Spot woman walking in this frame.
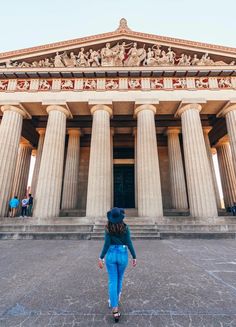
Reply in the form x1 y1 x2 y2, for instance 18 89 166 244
98 207 137 323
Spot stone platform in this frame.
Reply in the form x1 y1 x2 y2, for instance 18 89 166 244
1 239 236 326
0 216 236 240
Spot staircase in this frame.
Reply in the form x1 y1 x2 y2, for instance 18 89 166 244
0 216 236 240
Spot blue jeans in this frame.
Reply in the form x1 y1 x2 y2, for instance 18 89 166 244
105 245 128 308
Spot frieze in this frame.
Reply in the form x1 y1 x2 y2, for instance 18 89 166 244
0 77 235 92
1 43 235 69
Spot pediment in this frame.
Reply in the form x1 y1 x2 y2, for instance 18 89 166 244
0 18 236 69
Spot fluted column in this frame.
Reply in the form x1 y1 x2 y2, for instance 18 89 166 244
111 128 114 207
135 104 163 218
61 128 81 209
30 128 45 196
12 140 32 201
86 105 112 218
215 137 236 208
33 105 69 220
0 105 26 216
220 105 236 176
176 103 217 219
133 128 138 209
203 127 221 208
167 127 188 209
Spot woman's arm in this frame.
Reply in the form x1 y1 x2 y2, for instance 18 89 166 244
126 227 136 259
99 231 111 259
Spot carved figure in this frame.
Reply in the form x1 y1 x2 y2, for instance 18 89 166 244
39 80 51 90
84 79 96 89
128 79 141 89
191 54 200 66
105 80 119 90
152 44 162 60
177 54 191 66
101 43 115 66
61 80 74 89
88 49 100 67
77 48 88 67
150 79 164 89
218 78 232 88
0 80 8 90
16 80 30 90
166 47 176 65
124 43 146 67
195 78 209 88
53 52 65 68
173 78 187 89
144 48 158 66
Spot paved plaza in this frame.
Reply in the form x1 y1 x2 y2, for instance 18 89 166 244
1 240 236 326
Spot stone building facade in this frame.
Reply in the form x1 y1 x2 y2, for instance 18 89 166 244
0 19 236 223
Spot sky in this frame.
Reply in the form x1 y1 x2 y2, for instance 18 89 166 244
1 0 236 53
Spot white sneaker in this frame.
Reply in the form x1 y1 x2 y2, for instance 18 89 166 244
108 299 111 308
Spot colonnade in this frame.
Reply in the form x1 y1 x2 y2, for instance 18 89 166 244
0 101 236 222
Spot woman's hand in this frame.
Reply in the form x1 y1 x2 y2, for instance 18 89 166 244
98 258 104 269
132 259 137 267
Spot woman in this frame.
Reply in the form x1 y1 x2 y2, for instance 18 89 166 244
98 207 137 323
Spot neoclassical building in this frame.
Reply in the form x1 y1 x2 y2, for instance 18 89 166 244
0 19 236 223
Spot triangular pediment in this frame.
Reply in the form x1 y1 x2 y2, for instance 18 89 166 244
0 18 236 69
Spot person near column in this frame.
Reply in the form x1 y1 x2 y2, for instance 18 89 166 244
98 207 137 323
21 196 28 218
27 193 34 216
9 196 20 217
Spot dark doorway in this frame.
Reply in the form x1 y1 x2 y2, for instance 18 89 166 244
114 165 135 208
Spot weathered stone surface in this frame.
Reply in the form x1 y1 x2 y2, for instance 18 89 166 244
1 240 236 326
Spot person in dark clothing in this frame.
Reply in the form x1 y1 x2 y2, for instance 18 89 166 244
98 207 136 323
27 194 33 216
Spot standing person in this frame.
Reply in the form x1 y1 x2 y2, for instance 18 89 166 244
27 194 33 216
9 196 20 217
98 207 137 323
21 197 28 218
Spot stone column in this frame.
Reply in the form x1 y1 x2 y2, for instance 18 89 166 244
0 105 26 217
12 140 32 201
133 128 138 209
61 128 81 209
167 127 188 209
203 127 221 208
33 105 69 220
176 103 217 219
135 104 163 218
30 128 45 196
86 105 112 218
215 137 236 208
111 128 114 207
220 105 236 176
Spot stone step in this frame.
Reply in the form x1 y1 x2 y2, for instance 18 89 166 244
0 232 92 240
91 235 161 240
92 231 159 236
159 232 236 239
0 225 93 232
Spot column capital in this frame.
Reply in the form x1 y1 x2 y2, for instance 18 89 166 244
20 139 32 148
175 103 202 117
215 136 230 147
67 128 81 136
36 128 46 135
46 105 70 117
90 104 112 116
166 127 181 135
211 147 217 155
202 126 212 134
1 105 26 117
135 104 156 116
32 148 37 156
217 102 236 117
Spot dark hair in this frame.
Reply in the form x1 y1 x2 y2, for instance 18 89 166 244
14 196 18 199
106 221 127 235
29 194 31 196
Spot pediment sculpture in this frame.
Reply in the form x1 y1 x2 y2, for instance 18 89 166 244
2 42 235 69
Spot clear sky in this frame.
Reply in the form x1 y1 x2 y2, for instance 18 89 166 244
1 0 236 53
